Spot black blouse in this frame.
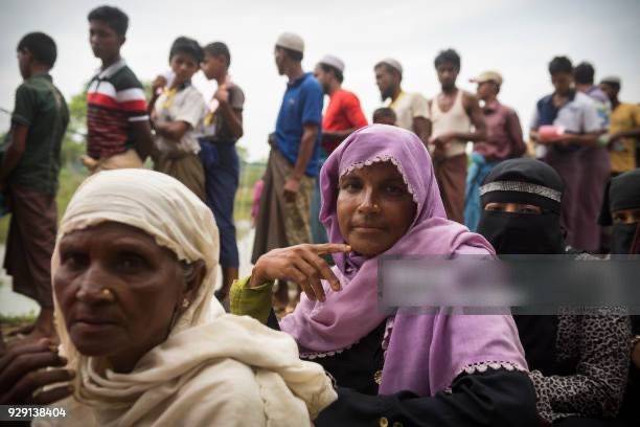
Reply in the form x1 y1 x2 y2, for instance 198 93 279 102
267 311 539 427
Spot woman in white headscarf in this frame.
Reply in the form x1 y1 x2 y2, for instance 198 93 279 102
0 168 335 426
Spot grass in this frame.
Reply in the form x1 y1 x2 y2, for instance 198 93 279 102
0 312 37 326
0 161 265 245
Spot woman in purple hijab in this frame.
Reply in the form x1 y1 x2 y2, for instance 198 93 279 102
231 125 539 426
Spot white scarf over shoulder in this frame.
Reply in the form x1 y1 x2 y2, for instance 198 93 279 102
46 169 336 427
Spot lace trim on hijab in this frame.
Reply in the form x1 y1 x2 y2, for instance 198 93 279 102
299 341 359 359
340 155 420 205
442 360 527 394
381 316 395 357
480 181 562 203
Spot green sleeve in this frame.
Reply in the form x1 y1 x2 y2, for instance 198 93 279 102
230 276 273 324
12 84 36 126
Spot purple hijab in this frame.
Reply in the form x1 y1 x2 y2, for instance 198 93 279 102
280 125 527 396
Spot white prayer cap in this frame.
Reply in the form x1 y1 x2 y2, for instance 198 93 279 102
275 32 305 53
376 58 403 75
318 55 345 73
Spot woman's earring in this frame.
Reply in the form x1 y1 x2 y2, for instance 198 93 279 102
181 298 190 309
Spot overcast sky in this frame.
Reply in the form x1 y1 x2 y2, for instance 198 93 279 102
1 0 639 161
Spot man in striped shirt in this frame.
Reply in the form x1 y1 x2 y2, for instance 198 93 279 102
84 5 153 173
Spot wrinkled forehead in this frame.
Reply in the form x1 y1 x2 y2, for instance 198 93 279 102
338 155 419 205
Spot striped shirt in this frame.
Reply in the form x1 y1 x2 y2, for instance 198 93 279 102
86 59 149 159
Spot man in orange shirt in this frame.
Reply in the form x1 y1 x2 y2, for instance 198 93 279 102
311 55 368 244
314 55 368 154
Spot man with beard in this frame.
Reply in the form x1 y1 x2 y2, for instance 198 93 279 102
312 55 367 244
373 58 430 144
252 32 323 310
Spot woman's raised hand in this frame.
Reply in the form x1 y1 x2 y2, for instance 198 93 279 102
0 338 75 405
249 243 351 302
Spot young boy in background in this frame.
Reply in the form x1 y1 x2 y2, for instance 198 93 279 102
84 5 153 173
199 42 245 302
0 32 69 341
149 37 206 201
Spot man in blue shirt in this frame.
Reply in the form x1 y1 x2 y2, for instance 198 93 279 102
252 33 323 301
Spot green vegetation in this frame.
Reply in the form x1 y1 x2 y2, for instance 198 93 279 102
0 313 37 326
0 88 265 245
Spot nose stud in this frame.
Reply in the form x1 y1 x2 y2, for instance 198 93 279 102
100 288 115 301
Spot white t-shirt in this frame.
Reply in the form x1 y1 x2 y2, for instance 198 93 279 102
154 85 205 155
386 91 430 131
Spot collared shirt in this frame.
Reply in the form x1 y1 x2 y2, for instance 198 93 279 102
275 72 323 177
10 73 69 194
609 103 640 173
154 82 205 155
531 90 601 134
473 100 526 161
86 58 149 159
322 88 368 154
585 85 611 129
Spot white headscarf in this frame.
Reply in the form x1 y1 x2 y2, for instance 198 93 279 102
48 169 336 427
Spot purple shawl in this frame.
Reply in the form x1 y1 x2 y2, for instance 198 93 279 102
280 125 527 396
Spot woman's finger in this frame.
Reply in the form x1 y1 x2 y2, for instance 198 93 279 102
0 339 53 373
299 250 341 291
12 368 75 405
313 243 352 256
308 273 326 302
0 352 67 393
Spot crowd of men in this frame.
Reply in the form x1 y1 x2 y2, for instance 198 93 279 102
1 4 640 338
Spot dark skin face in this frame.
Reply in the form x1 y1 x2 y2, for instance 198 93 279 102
599 83 619 101
274 47 287 75
484 202 542 215
551 72 573 96
612 207 640 225
337 161 416 257
375 65 399 101
476 81 498 102
201 52 226 81
170 52 199 87
54 222 205 373
313 65 331 94
89 20 124 64
17 49 30 79
436 62 459 91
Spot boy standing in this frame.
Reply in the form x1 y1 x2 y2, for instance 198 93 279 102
0 33 69 340
200 42 245 301
149 37 206 201
84 5 153 173
530 56 604 252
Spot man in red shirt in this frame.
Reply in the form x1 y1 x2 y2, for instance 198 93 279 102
311 55 368 243
314 55 368 154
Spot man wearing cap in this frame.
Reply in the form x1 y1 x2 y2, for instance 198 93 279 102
600 76 640 176
252 32 323 303
429 49 487 224
464 70 526 231
314 55 368 155
311 54 368 244
373 58 430 144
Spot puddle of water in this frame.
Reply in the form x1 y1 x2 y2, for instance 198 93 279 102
0 221 257 317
